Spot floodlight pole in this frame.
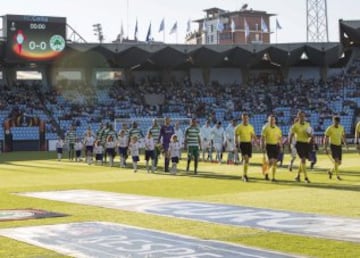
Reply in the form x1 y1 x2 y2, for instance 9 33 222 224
306 0 329 42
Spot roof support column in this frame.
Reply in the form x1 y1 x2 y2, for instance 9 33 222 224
161 68 171 84
201 67 210 85
123 68 134 87
241 67 249 85
280 66 289 83
320 65 328 82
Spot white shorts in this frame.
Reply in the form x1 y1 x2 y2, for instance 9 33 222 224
213 143 223 152
201 140 211 150
225 140 235 152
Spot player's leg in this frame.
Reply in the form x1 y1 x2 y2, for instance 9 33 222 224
289 146 296 171
241 143 251 182
186 146 192 172
151 151 155 172
132 156 138 172
145 151 150 172
193 146 199 174
331 145 342 180
57 148 62 161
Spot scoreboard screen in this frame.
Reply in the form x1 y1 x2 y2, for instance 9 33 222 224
4 15 66 62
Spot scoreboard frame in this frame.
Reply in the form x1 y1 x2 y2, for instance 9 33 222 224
3 14 67 62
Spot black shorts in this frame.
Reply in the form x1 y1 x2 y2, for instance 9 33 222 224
266 144 279 160
106 148 115 157
118 147 127 157
171 157 179 163
145 150 155 161
57 148 63 154
76 150 81 158
95 154 103 161
296 142 310 159
239 142 252 157
132 156 140 162
86 146 93 154
330 144 342 161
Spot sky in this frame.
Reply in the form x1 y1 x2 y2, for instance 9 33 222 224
1 0 359 44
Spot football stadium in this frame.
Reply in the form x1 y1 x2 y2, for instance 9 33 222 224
0 2 359 258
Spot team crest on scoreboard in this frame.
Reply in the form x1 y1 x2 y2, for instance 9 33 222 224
50 34 66 52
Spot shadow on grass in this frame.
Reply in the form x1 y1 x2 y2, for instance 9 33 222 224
150 162 360 193
1 153 359 193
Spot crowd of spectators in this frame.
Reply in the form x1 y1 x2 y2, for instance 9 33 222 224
1 57 360 136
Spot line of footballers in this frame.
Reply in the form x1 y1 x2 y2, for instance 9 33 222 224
55 112 359 181
56 118 199 174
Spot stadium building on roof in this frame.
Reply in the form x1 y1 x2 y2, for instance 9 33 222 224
187 7 272 45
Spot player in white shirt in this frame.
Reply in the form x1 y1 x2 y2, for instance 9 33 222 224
118 123 130 166
55 136 64 161
144 132 156 173
74 138 84 162
225 119 238 164
128 136 140 172
168 134 181 174
94 140 104 165
84 131 96 165
105 135 116 167
200 120 213 161
211 121 225 164
174 121 184 159
117 130 128 168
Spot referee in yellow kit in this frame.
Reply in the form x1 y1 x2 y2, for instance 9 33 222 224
234 113 257 182
261 115 283 182
289 111 312 183
324 116 347 180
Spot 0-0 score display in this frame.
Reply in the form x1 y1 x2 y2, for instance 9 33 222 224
5 15 67 62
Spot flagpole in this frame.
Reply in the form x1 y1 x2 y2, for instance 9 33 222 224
126 0 129 38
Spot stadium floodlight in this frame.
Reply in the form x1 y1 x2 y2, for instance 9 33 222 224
93 23 104 44
306 0 329 42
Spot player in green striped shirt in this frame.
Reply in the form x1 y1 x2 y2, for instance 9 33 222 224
65 125 76 160
184 118 201 174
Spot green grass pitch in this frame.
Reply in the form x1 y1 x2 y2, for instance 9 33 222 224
0 150 359 258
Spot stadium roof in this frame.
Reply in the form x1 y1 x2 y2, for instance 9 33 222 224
58 42 343 69
340 20 360 48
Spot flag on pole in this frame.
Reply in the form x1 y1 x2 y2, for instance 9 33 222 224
119 22 124 43
169 21 177 34
134 19 138 41
276 18 282 30
159 18 165 33
217 18 224 32
146 22 152 42
261 17 269 33
202 19 207 32
230 18 236 33
186 19 191 33
244 18 250 39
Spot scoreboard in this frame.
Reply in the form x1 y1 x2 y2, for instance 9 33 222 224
4 14 66 62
